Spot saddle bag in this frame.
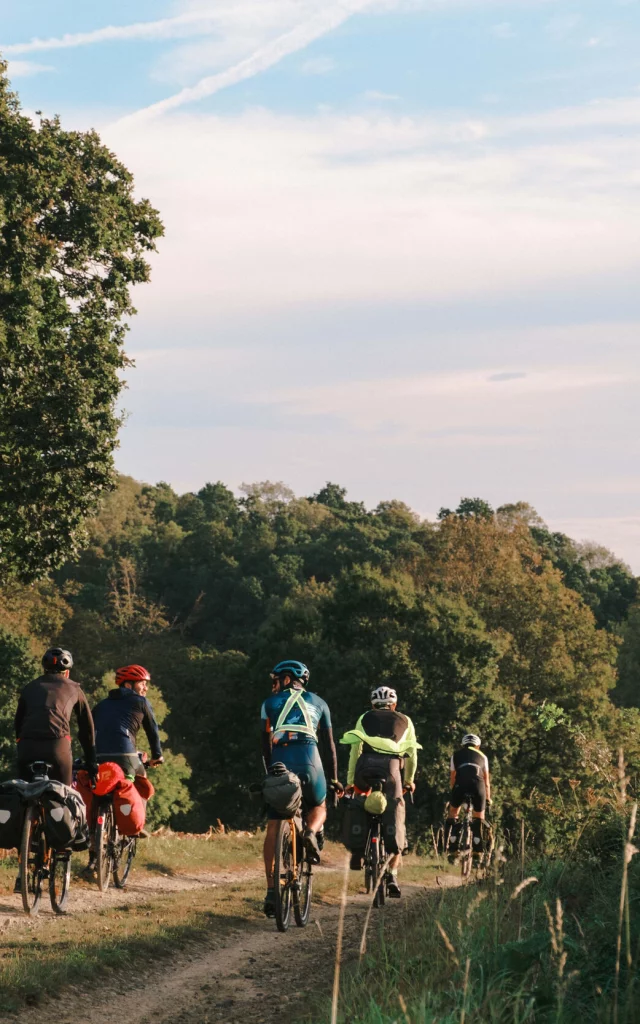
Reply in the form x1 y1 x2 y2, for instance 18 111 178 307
0 782 26 851
114 778 146 836
262 768 302 817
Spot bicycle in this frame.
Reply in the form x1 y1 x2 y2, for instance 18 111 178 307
93 755 157 892
452 803 492 880
362 780 391 908
273 807 313 932
19 761 72 916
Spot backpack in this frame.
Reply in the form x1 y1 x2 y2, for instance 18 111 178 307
262 768 302 817
0 782 26 851
113 778 146 836
41 781 89 851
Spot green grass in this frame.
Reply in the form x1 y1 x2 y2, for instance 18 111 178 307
308 854 640 1024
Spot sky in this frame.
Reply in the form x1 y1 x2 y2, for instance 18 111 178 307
2 1 640 567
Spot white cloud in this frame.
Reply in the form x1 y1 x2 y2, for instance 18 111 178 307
362 90 400 101
301 56 337 75
117 1 377 124
6 60 54 78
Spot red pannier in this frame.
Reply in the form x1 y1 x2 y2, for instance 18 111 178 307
133 775 155 801
74 769 94 819
114 777 146 836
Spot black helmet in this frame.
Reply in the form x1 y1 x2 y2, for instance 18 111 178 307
42 647 73 672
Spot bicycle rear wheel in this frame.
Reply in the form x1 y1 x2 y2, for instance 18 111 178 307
274 820 293 932
293 831 312 927
460 820 472 879
20 806 45 916
371 835 385 909
114 836 136 889
49 851 71 914
96 803 116 892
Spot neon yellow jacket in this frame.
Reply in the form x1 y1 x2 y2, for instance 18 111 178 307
340 712 421 786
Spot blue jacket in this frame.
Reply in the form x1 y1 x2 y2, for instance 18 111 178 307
93 687 162 760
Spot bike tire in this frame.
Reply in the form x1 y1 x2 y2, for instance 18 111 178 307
293 834 312 928
114 837 136 889
49 851 71 914
274 820 293 932
460 819 472 879
20 805 44 916
96 803 115 892
371 839 385 909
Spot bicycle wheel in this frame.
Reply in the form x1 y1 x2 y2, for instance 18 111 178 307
293 829 312 928
114 836 136 889
49 851 71 914
460 820 472 879
95 803 116 892
274 820 293 932
371 835 385 909
20 805 45 916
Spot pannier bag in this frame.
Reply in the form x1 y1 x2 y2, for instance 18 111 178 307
343 794 368 852
74 769 94 819
133 775 155 801
0 782 26 850
262 765 302 817
114 778 146 836
41 781 89 851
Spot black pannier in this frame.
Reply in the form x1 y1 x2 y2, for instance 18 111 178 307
343 794 368 852
0 783 25 850
41 782 88 851
262 764 302 817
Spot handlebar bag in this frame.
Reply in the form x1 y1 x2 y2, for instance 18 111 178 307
41 781 88 851
114 778 146 836
0 782 26 851
262 770 302 817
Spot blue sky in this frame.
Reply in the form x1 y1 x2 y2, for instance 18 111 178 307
2 1 640 566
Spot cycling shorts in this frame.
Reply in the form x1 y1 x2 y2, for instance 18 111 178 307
450 775 486 814
17 736 73 787
267 742 326 819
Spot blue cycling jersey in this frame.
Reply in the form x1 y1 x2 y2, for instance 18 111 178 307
261 685 331 747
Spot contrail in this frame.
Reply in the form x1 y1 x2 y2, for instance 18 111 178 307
115 0 375 126
2 10 221 56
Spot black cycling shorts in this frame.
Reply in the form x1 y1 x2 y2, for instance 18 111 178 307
17 736 73 787
450 776 486 814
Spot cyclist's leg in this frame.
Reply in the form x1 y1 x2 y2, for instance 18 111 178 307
262 812 281 917
289 745 327 861
470 780 487 854
383 758 405 896
445 784 465 856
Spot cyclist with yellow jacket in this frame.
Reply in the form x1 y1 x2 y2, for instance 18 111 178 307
341 686 420 898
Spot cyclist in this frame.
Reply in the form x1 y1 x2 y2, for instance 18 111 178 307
341 686 420 898
92 665 164 779
15 648 96 786
14 647 96 892
260 659 342 918
444 732 491 861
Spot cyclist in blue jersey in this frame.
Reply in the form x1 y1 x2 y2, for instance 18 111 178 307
260 659 342 918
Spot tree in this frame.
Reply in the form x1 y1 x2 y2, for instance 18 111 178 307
0 65 163 580
0 627 38 775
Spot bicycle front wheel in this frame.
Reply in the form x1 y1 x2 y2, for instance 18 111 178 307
293 831 312 928
96 803 116 892
49 851 71 914
20 805 45 916
274 820 293 932
114 836 136 889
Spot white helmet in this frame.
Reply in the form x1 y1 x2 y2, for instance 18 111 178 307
371 686 397 708
462 733 481 748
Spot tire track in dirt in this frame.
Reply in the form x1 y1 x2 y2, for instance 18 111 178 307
4 871 460 1024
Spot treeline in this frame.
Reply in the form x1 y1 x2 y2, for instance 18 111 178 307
1 475 639 840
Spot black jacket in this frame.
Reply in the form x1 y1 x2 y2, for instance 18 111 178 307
15 673 96 763
92 687 162 760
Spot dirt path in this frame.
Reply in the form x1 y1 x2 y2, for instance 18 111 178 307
5 869 459 1024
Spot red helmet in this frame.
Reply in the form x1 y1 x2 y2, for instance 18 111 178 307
115 664 151 686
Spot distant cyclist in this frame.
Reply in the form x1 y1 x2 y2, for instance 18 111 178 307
260 659 342 918
341 687 420 898
444 732 491 860
92 665 163 780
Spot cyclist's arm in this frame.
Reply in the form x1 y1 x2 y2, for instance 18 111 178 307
14 693 25 739
404 719 418 785
74 689 97 766
142 699 163 761
483 757 491 801
261 701 273 768
346 741 362 787
318 727 339 785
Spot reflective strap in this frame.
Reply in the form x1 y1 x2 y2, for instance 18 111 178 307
274 689 316 738
457 762 482 773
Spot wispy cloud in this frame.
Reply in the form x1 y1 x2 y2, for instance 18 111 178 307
362 89 400 101
116 0 377 124
6 60 54 78
300 55 336 75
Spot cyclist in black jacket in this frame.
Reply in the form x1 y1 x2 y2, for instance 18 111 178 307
444 732 491 860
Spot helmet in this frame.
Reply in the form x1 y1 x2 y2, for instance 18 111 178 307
371 686 397 708
270 660 309 684
462 733 481 748
42 647 73 671
115 665 151 686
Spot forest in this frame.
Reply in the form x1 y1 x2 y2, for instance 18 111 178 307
2 475 639 843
